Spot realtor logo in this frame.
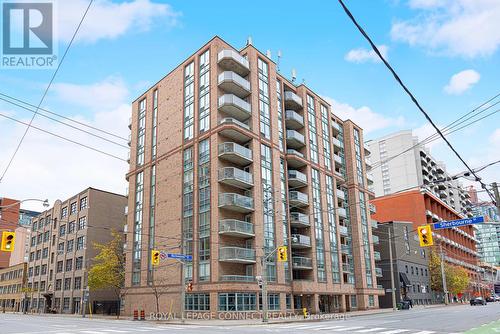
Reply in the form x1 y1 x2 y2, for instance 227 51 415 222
1 0 57 69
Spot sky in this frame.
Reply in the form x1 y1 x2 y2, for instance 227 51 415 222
0 0 499 211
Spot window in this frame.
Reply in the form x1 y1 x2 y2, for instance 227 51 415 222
61 207 67 218
28 267 33 277
261 144 276 282
258 58 270 139
41 264 47 275
185 293 210 311
198 140 211 281
136 98 146 165
29 252 35 261
56 261 63 273
350 295 358 309
312 168 326 282
31 236 36 247
66 240 74 253
43 231 49 242
76 236 85 250
368 295 375 307
132 170 144 285
70 202 77 215
78 217 86 230
65 259 73 272
42 248 48 259
411 266 414 275
183 62 195 140
75 256 83 270
405 265 408 273
36 249 41 260
68 221 75 233
55 279 62 291
74 277 82 290
40 281 46 291
307 95 319 163
64 278 71 290
58 242 64 253
218 293 256 311
151 89 158 159
267 293 280 311
34 266 40 276
59 224 66 237
63 297 70 310
198 49 210 133
37 234 42 244
79 197 88 210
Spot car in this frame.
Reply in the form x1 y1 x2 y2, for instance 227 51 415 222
470 297 487 306
486 296 495 302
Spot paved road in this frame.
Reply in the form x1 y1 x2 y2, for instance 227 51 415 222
1 303 499 334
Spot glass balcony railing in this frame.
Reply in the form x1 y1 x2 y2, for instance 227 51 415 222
289 191 309 207
286 130 305 149
284 91 303 110
218 94 251 121
218 142 253 165
342 263 354 273
219 247 256 263
220 275 255 282
286 149 304 159
218 193 254 213
291 234 311 248
219 219 254 237
218 71 251 98
218 167 253 189
285 110 304 129
372 235 380 245
288 170 307 186
341 244 351 255
338 207 347 218
292 256 313 269
217 50 250 76
369 203 376 213
375 267 383 277
290 211 310 227
374 251 381 261
339 225 348 236
337 189 345 201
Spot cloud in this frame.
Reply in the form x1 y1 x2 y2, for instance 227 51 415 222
0 79 130 212
412 123 444 150
391 0 500 58
344 45 388 63
323 97 405 134
51 77 129 110
58 0 180 43
444 69 480 95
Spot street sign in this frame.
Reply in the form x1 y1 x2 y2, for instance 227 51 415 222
385 289 393 293
433 216 484 230
166 253 193 261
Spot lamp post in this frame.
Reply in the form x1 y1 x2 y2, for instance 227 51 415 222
0 198 49 209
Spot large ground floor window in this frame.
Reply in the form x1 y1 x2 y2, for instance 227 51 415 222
218 293 256 311
185 293 210 311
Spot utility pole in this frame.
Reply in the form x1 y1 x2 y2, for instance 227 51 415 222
388 228 397 310
492 182 500 213
180 260 185 324
261 255 269 323
439 243 449 305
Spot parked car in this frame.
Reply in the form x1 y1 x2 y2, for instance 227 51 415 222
486 296 495 302
494 295 500 302
470 297 487 306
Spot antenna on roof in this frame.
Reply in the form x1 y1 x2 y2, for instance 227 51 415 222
277 50 282 72
291 68 297 83
266 50 271 59
246 36 253 46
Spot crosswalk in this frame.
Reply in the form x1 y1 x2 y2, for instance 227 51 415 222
258 323 460 334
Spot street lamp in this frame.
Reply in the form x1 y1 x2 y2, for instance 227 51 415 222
0 198 49 209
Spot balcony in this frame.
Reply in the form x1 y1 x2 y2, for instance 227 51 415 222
218 71 251 98
334 154 343 167
292 256 313 270
337 189 346 201
219 247 256 264
338 207 347 218
332 137 342 151
332 122 341 135
364 143 371 155
339 225 348 236
291 234 311 248
367 173 374 185
372 235 380 245
288 170 308 188
285 110 304 129
289 191 309 207
290 212 310 228
341 244 351 255
218 142 253 165
369 203 376 213
128 117 132 129
365 157 372 170
286 130 306 149
217 50 250 77
286 149 307 168
374 251 381 261
219 219 255 238
342 263 354 273
218 94 251 121
375 267 383 277
371 220 378 229
219 118 251 143
218 167 253 189
220 275 255 282
218 193 254 213
284 91 303 110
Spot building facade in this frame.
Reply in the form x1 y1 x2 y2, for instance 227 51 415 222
373 221 433 308
371 189 481 295
472 202 500 266
0 197 21 268
124 36 382 316
26 188 126 315
9 225 31 266
366 131 472 217
0 262 27 312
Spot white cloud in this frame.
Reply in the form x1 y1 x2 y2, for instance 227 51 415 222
323 97 405 134
58 0 180 43
0 79 130 212
51 77 129 110
391 0 500 58
444 69 480 95
345 45 388 63
412 123 444 150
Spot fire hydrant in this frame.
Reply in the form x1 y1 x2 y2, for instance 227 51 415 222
302 307 308 318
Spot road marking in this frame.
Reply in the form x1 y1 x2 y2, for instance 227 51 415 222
311 326 347 331
80 331 108 334
330 327 365 332
355 328 388 333
377 330 410 334
99 330 131 333
412 331 436 334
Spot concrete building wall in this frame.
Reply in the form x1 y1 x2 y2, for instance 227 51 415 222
9 226 30 266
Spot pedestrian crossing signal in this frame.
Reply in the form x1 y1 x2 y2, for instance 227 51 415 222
1 231 15 252
151 250 160 266
277 246 287 262
417 225 433 247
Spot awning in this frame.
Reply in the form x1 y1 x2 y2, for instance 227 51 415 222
400 273 411 287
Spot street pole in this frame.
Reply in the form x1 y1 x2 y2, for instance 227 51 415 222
388 228 397 310
261 256 268 323
180 260 185 324
492 182 500 213
440 243 449 305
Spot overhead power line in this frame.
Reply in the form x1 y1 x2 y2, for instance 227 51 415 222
0 0 95 184
337 0 496 204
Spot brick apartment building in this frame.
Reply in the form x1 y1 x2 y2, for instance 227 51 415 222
124 36 383 316
371 189 481 294
26 188 126 314
0 197 21 268
0 262 27 312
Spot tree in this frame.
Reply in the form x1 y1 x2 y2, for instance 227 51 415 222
88 231 125 318
429 250 470 297
150 269 174 316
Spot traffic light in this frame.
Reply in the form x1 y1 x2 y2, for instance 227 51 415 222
417 225 433 247
186 281 193 292
151 250 160 266
277 246 287 262
1 231 15 252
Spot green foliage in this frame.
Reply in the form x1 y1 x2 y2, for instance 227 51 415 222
88 231 124 293
429 250 470 295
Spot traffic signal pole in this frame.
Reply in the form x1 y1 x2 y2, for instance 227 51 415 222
440 243 449 305
180 260 185 324
388 228 397 310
